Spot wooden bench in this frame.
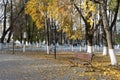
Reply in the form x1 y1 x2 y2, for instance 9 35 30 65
70 52 94 71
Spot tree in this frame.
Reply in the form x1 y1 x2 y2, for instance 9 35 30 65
1 0 8 43
25 0 58 54
0 0 29 45
92 0 120 65
71 0 101 53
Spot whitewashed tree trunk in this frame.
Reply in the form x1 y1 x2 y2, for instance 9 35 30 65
30 43 32 50
79 45 82 52
103 46 108 56
20 43 22 48
94 45 96 52
47 45 50 54
117 45 120 49
23 44 25 52
85 45 86 51
0 43 3 50
109 49 117 65
39 40 41 47
101 1 118 65
93 46 95 52
71 45 74 51
87 46 93 54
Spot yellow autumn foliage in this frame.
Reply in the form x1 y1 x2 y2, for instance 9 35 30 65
25 0 55 29
81 0 97 29
25 0 97 40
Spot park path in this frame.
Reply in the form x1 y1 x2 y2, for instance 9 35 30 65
0 53 83 80
0 53 112 80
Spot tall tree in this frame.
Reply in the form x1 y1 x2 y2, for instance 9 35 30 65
25 0 56 54
1 0 8 43
92 0 120 65
71 0 101 53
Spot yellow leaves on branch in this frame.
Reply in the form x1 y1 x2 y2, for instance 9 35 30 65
25 0 45 29
81 0 96 16
25 0 67 29
25 0 94 39
70 26 83 40
25 0 54 29
81 0 97 28
87 18 94 28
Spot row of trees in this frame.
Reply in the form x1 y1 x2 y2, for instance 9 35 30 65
0 0 120 65
0 0 26 43
0 0 69 46
0 0 43 45
25 0 120 65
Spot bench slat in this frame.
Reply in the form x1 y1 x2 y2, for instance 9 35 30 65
74 53 93 62
70 59 89 65
70 53 94 71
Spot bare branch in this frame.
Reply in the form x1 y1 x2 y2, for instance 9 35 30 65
73 3 88 25
110 0 120 29
90 0 101 4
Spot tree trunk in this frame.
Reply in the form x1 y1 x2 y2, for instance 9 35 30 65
105 30 117 65
7 0 13 43
102 30 108 56
101 3 117 65
1 3 7 43
71 40 74 51
60 30 63 45
0 43 3 50
20 31 23 44
45 14 50 54
102 40 108 56
7 30 12 43
87 34 93 54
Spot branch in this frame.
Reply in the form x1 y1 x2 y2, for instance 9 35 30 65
13 6 25 22
92 18 102 33
110 0 120 29
0 14 4 20
73 3 88 25
5 2 26 33
90 0 101 4
13 0 29 23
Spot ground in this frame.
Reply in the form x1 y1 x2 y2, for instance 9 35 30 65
0 51 120 80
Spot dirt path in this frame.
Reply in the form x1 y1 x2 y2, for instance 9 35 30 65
0 54 75 80
0 53 112 80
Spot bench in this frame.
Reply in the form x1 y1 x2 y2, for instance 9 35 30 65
70 52 94 71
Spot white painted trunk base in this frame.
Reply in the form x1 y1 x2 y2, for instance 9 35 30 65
109 49 117 65
30 44 33 50
79 46 82 52
72 45 74 51
87 46 93 54
47 45 50 54
103 47 108 56
0 43 3 50
93 46 95 52
85 45 87 51
23 45 26 52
